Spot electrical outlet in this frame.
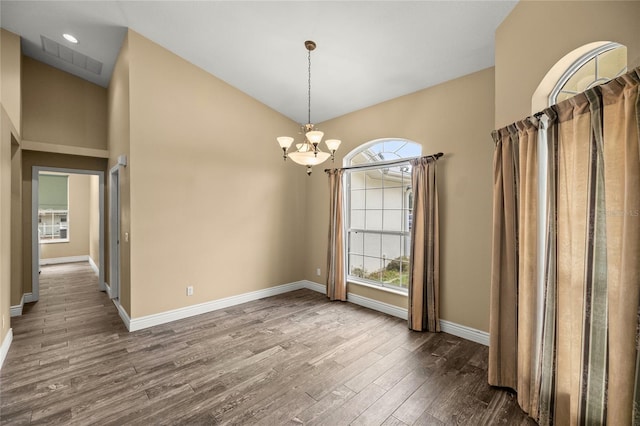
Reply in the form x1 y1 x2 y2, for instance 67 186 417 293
316 268 321 276
186 286 194 296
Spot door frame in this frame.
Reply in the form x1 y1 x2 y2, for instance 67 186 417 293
31 166 105 301
107 164 121 300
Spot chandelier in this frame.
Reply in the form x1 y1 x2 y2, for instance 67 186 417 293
276 40 341 175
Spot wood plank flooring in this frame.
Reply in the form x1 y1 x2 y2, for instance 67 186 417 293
0 262 534 425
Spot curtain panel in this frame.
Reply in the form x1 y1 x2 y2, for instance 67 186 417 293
489 67 640 425
326 169 347 301
408 157 440 332
489 119 540 402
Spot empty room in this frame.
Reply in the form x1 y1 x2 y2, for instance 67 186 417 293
0 1 639 424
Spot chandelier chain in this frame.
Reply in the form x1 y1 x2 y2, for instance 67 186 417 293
308 48 312 125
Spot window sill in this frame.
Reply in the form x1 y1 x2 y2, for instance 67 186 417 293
39 239 69 244
347 279 408 297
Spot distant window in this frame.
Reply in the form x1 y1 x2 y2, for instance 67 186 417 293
550 43 627 105
344 139 421 293
38 174 69 243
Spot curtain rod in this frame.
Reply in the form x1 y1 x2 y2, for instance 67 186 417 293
324 152 443 173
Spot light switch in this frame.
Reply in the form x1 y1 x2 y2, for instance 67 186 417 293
124 232 129 242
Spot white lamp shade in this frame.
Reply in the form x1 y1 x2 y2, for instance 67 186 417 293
305 130 324 144
277 136 294 149
288 150 331 166
325 139 341 151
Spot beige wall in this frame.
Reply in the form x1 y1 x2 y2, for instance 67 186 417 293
40 173 91 260
495 0 640 128
124 30 305 318
22 57 107 150
108 32 131 313
89 175 100 267
20 151 107 302
305 68 496 332
0 29 21 355
1 29 22 135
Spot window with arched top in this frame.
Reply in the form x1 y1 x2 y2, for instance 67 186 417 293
549 42 627 106
344 139 422 293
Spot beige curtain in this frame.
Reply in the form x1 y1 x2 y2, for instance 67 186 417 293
490 67 640 425
326 169 347 301
488 119 539 404
407 157 439 332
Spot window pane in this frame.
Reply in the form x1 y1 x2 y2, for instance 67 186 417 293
350 153 369 166
366 173 384 189
349 231 364 255
397 143 421 159
351 189 365 209
598 46 627 78
382 174 404 188
363 256 382 281
399 257 411 289
381 234 402 260
365 210 382 231
349 255 365 278
365 188 383 209
383 210 402 232
401 235 411 258
382 140 405 154
363 233 381 257
383 188 403 209
351 209 365 229
350 171 366 189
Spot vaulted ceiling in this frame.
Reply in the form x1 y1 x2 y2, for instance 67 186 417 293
1 1 517 123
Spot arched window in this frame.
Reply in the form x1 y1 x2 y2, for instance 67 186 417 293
549 42 627 105
344 139 421 293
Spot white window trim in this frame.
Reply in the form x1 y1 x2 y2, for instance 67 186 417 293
549 42 624 106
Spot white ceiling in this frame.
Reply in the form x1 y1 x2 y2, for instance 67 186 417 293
0 1 517 124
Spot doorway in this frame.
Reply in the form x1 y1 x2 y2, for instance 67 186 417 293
31 167 105 301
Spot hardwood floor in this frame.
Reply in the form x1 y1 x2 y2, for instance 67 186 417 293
0 262 533 425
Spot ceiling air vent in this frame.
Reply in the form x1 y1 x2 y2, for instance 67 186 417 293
40 35 103 75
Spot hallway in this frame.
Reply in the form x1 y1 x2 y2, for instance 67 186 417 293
0 262 127 424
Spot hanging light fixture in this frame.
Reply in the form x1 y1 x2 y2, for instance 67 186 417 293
277 40 341 176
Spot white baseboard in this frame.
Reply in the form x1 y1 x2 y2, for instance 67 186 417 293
88 256 99 276
118 278 489 346
24 292 36 303
439 320 490 346
126 281 306 332
301 280 489 346
0 329 13 370
10 294 25 317
302 280 325 294
40 255 89 266
114 300 131 330
347 293 409 320
11 293 36 316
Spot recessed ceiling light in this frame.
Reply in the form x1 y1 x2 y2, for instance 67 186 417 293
63 33 78 44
